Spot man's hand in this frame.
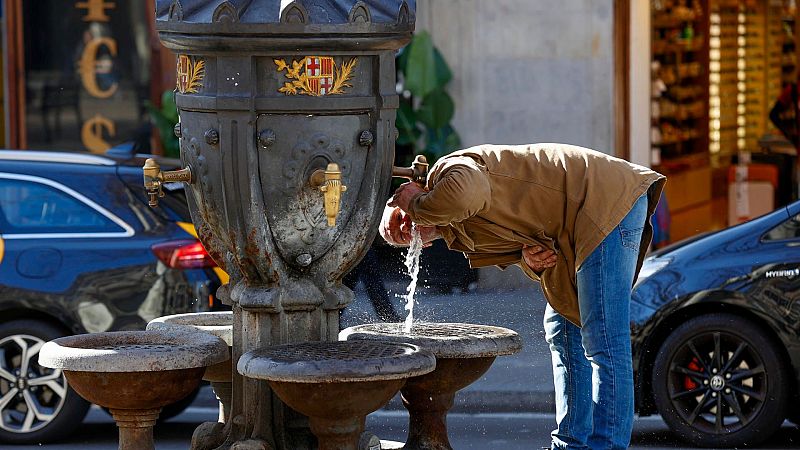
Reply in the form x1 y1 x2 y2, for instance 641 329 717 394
388 182 426 213
522 245 557 273
380 206 413 246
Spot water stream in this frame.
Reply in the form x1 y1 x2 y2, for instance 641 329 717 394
402 225 423 333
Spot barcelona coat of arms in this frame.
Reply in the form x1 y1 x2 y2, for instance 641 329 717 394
275 56 357 96
176 55 205 94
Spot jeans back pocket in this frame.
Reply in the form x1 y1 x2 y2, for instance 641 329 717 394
619 226 644 250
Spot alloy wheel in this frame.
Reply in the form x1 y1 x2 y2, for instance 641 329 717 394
666 330 767 435
0 334 67 434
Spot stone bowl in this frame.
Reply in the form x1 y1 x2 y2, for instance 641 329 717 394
340 322 522 450
38 329 228 409
147 312 233 381
339 322 523 359
147 311 233 345
238 341 436 450
340 322 522 394
146 312 235 445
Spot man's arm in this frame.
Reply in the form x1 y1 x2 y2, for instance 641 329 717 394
394 157 492 226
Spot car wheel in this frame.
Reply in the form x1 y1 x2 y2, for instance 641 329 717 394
652 313 787 448
0 320 90 444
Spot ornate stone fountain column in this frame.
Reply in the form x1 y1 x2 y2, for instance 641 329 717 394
148 2 415 449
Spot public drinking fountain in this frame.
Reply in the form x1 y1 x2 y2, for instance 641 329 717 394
21 1 527 449
341 323 522 450
144 1 431 448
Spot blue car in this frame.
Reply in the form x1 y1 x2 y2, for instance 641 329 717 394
0 150 226 444
632 200 800 447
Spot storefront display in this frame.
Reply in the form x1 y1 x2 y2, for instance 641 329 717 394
1 0 172 153
650 0 798 241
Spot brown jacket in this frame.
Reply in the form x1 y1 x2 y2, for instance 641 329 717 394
405 144 666 326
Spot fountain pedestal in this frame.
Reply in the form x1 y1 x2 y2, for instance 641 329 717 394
147 312 234 449
341 323 523 450
38 330 228 450
238 341 435 450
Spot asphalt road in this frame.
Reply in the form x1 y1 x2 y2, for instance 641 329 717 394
8 404 800 449
7 282 800 449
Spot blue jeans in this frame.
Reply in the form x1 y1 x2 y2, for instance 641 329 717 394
544 195 647 450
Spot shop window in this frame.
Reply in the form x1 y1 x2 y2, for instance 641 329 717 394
20 1 153 153
650 0 798 243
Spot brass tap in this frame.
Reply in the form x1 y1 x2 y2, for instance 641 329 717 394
142 158 193 207
310 163 347 227
392 154 429 185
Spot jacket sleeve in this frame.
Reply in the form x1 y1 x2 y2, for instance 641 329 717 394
406 157 492 226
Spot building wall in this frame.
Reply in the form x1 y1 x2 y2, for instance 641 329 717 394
416 0 616 153
416 0 618 289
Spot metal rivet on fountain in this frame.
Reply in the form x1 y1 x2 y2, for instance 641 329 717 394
174 123 182 138
359 130 374 147
296 253 312 266
259 129 276 148
205 129 220 145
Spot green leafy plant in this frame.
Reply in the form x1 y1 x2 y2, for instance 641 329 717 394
396 31 460 164
145 90 180 158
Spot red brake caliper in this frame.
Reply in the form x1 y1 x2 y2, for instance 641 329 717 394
684 357 703 390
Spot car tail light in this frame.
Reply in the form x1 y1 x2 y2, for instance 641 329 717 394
152 239 217 269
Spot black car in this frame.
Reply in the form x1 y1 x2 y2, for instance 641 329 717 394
0 150 225 444
632 200 800 447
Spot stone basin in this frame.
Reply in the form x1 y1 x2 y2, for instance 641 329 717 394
147 312 234 449
38 330 228 450
340 322 523 450
148 311 233 345
238 340 436 450
147 312 233 382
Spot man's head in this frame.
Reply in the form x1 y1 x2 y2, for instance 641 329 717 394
379 205 440 247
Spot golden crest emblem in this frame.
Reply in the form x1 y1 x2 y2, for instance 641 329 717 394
274 56 357 96
176 55 205 94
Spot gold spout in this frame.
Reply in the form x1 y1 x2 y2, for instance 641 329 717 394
392 154 429 184
142 158 193 208
311 163 347 227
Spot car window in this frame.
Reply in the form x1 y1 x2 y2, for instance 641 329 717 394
763 213 800 241
0 178 124 234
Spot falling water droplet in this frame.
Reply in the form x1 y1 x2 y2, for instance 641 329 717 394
403 225 423 333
